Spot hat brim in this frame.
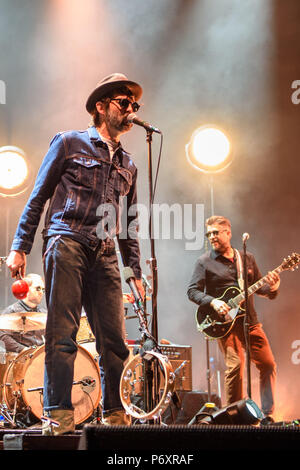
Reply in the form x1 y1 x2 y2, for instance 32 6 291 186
86 79 143 113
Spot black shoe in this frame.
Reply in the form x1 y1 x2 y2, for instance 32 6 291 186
260 415 274 426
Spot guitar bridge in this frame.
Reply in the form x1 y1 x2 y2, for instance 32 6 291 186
197 315 215 332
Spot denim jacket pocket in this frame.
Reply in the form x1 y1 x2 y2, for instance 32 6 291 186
72 155 102 186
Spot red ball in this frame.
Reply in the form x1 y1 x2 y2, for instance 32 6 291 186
11 279 29 299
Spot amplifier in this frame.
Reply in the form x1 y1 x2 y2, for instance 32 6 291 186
158 344 192 391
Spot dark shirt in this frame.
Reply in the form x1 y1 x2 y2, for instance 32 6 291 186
0 300 46 353
187 249 277 325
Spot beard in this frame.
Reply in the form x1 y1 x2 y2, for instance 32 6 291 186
106 109 132 133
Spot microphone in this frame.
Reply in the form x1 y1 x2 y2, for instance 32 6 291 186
123 267 143 307
242 233 250 243
127 113 161 134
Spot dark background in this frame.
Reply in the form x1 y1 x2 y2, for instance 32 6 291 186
0 0 299 420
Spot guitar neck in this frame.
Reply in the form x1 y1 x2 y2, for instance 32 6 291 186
233 265 282 306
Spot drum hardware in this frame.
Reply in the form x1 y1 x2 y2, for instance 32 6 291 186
125 312 152 320
27 386 43 393
0 403 17 427
120 290 178 423
123 293 151 304
26 377 97 395
73 377 97 394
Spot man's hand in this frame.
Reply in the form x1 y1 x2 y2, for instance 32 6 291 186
265 271 280 292
6 250 27 278
210 298 231 321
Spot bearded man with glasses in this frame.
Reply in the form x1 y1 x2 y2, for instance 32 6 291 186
187 215 280 425
6 73 145 433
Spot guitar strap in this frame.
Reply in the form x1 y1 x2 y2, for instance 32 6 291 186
234 249 244 291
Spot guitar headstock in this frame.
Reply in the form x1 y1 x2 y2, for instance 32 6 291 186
281 253 300 271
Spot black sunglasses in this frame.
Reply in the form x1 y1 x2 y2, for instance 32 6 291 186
110 98 140 113
205 229 227 239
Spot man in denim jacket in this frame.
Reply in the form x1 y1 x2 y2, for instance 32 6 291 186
6 73 144 433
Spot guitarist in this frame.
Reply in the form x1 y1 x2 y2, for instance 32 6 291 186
187 215 280 424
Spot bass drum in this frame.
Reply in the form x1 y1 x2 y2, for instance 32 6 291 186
2 344 101 425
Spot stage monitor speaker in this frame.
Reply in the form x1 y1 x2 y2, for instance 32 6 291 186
78 423 300 452
162 390 221 425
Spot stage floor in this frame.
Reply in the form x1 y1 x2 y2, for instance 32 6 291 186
0 422 299 453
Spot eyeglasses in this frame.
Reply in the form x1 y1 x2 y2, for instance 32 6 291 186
205 229 227 239
34 286 45 292
110 98 140 113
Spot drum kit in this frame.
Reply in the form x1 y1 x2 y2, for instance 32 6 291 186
0 274 177 428
0 310 101 428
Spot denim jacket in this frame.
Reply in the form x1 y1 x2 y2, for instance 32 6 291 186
11 126 142 277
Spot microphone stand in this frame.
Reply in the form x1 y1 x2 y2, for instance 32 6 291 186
242 239 252 399
146 130 158 342
144 129 160 419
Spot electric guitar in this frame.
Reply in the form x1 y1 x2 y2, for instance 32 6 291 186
195 252 300 339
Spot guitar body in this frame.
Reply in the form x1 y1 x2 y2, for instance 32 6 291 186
195 286 245 339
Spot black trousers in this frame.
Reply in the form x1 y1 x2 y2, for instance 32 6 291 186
42 235 129 414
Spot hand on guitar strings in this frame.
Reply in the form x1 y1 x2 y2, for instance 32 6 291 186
265 271 280 292
210 298 232 322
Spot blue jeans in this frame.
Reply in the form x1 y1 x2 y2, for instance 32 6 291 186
42 235 129 414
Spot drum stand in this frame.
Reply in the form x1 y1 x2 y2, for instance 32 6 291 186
0 389 27 429
127 291 181 425
0 402 17 428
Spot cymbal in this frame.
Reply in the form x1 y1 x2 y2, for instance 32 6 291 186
0 311 47 332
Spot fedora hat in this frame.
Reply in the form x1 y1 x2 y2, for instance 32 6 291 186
86 73 143 113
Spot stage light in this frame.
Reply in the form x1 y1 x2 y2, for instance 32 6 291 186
190 399 263 425
186 125 232 174
0 146 29 197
